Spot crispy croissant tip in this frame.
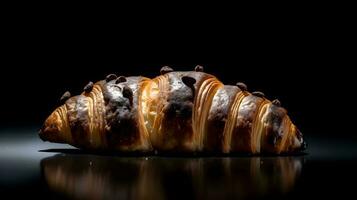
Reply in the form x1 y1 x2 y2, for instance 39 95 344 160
299 138 307 151
38 125 52 142
39 110 66 143
296 128 306 151
38 128 47 141
39 125 65 143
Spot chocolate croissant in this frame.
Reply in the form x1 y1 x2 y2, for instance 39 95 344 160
39 66 306 154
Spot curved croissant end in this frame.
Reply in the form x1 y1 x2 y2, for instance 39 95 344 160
39 69 306 154
39 105 71 144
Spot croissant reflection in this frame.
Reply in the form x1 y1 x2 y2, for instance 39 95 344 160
41 155 303 200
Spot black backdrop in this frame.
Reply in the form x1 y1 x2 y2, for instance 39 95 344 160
1 6 357 200
0 8 354 139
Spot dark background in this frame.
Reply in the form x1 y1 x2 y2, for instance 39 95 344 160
1 7 354 139
1 4 356 200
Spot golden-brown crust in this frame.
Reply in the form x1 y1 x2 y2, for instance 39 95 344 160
66 95 92 148
261 104 290 153
193 76 223 151
146 71 215 151
205 85 240 152
99 76 151 151
82 84 106 149
230 94 263 153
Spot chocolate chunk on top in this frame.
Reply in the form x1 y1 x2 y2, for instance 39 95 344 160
160 66 174 75
60 91 71 104
252 91 265 98
83 81 94 93
194 65 204 72
236 82 248 91
106 74 117 82
116 76 127 84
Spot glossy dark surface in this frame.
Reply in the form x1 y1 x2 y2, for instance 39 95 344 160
1 128 357 199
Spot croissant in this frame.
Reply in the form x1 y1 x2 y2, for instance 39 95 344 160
39 66 306 154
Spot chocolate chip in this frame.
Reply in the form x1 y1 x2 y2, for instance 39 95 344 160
182 76 196 87
160 66 174 75
194 65 204 72
272 99 281 106
252 91 265 98
115 76 127 84
84 81 94 93
122 85 133 104
106 74 117 82
236 82 248 91
182 76 196 100
60 91 71 104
